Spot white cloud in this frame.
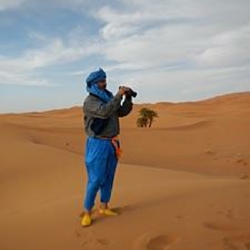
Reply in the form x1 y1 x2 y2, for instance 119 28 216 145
0 0 102 12
195 26 250 68
0 0 25 11
1 0 250 101
0 71 53 86
88 0 250 101
0 32 101 86
109 64 250 102
97 0 250 69
92 0 250 102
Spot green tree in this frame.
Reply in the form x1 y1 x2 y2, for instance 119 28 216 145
137 108 158 128
136 116 148 127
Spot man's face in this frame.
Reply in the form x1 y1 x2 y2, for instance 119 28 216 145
97 80 107 90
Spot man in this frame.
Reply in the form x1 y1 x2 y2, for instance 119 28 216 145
81 68 133 227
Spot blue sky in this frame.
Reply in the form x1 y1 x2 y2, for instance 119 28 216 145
0 0 250 113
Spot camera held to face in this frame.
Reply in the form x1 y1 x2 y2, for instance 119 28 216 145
119 86 137 98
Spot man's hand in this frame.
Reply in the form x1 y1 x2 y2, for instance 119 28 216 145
118 86 130 96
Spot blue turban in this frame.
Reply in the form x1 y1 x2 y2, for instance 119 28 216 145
86 68 106 87
85 68 113 103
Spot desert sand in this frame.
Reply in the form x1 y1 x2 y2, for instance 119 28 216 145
0 91 250 250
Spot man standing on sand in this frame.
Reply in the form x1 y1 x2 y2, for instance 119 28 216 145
81 68 133 227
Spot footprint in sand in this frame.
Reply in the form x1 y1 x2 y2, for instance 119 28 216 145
240 174 250 180
133 233 180 250
204 221 239 231
82 238 111 249
205 149 215 155
236 158 248 166
223 235 250 250
74 230 82 238
217 209 236 220
96 238 110 246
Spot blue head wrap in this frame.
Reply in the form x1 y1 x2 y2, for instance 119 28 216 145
85 68 113 103
86 68 106 87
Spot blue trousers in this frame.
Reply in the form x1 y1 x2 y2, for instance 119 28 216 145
83 137 118 211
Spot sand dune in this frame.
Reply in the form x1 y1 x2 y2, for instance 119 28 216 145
0 91 250 250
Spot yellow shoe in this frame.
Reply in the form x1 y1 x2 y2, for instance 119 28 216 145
81 214 92 227
99 208 118 216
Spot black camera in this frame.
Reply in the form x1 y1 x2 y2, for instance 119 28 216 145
126 88 137 98
119 86 137 98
